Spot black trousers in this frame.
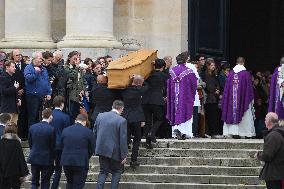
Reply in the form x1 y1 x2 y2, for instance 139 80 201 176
51 150 62 189
143 104 164 138
156 105 171 139
31 165 54 189
0 176 21 189
26 94 43 127
192 106 199 136
63 166 88 189
128 122 142 162
17 95 29 139
205 103 220 136
266 180 282 189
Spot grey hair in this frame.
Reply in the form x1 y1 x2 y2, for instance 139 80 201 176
31 51 43 60
132 74 144 84
267 112 279 127
112 100 124 110
163 56 172 62
53 50 63 57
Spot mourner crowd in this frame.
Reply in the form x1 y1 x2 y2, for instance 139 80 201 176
0 49 284 189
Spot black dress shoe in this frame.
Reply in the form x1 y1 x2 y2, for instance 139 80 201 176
151 136 157 143
130 161 140 168
147 133 157 143
173 129 182 140
145 143 153 149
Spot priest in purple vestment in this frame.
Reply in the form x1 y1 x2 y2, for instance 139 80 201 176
167 52 197 139
268 57 284 119
221 57 255 137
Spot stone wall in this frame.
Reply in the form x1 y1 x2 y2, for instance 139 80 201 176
1 0 188 59
51 0 66 42
0 0 4 39
114 0 188 59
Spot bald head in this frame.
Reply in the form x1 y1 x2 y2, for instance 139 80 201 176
12 49 21 62
163 56 173 69
53 50 63 64
132 75 144 86
265 112 279 130
97 75 108 84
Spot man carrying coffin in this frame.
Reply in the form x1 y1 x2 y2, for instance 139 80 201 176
268 57 284 119
221 57 255 138
167 52 197 139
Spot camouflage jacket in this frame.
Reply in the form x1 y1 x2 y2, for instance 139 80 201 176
65 64 87 103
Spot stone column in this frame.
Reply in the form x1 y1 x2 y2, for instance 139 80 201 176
0 0 5 40
57 0 122 48
0 0 56 49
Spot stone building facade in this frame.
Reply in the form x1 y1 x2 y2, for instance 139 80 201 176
0 0 188 59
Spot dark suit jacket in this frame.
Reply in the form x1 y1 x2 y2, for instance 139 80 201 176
0 72 19 113
14 61 27 90
50 109 70 150
121 84 148 123
94 111 128 162
60 123 95 168
0 124 5 136
0 134 29 180
28 121 55 166
91 84 117 121
142 70 168 106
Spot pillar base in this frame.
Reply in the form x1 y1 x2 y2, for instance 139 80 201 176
0 38 56 49
57 36 123 49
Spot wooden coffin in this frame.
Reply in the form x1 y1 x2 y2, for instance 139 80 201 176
107 49 157 89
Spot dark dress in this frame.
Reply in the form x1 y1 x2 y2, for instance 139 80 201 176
0 134 29 189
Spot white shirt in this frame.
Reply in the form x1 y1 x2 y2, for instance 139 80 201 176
112 109 120 115
186 63 201 107
233 64 246 73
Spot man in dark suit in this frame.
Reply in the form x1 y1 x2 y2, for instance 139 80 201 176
0 61 21 121
11 49 28 140
142 59 167 149
121 75 148 168
61 114 95 189
0 113 11 136
50 96 70 189
94 100 128 189
91 75 117 122
27 108 55 189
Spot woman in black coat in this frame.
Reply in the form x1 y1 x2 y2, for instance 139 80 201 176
0 123 29 189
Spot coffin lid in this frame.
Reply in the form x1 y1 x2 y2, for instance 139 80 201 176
107 49 158 70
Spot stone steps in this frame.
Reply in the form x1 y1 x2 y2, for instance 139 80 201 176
23 148 259 158
25 156 260 167
22 181 266 189
21 139 265 189
21 139 263 149
24 172 263 185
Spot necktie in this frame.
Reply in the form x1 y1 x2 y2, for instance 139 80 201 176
17 63 21 70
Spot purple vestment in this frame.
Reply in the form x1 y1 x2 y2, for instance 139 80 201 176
268 67 284 119
166 64 197 125
221 70 254 124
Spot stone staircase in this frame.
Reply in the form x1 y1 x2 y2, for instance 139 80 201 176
21 139 266 189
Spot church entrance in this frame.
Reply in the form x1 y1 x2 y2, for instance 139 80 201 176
189 0 284 72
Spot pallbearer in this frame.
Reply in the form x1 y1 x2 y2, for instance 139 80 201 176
221 57 255 138
268 57 284 119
